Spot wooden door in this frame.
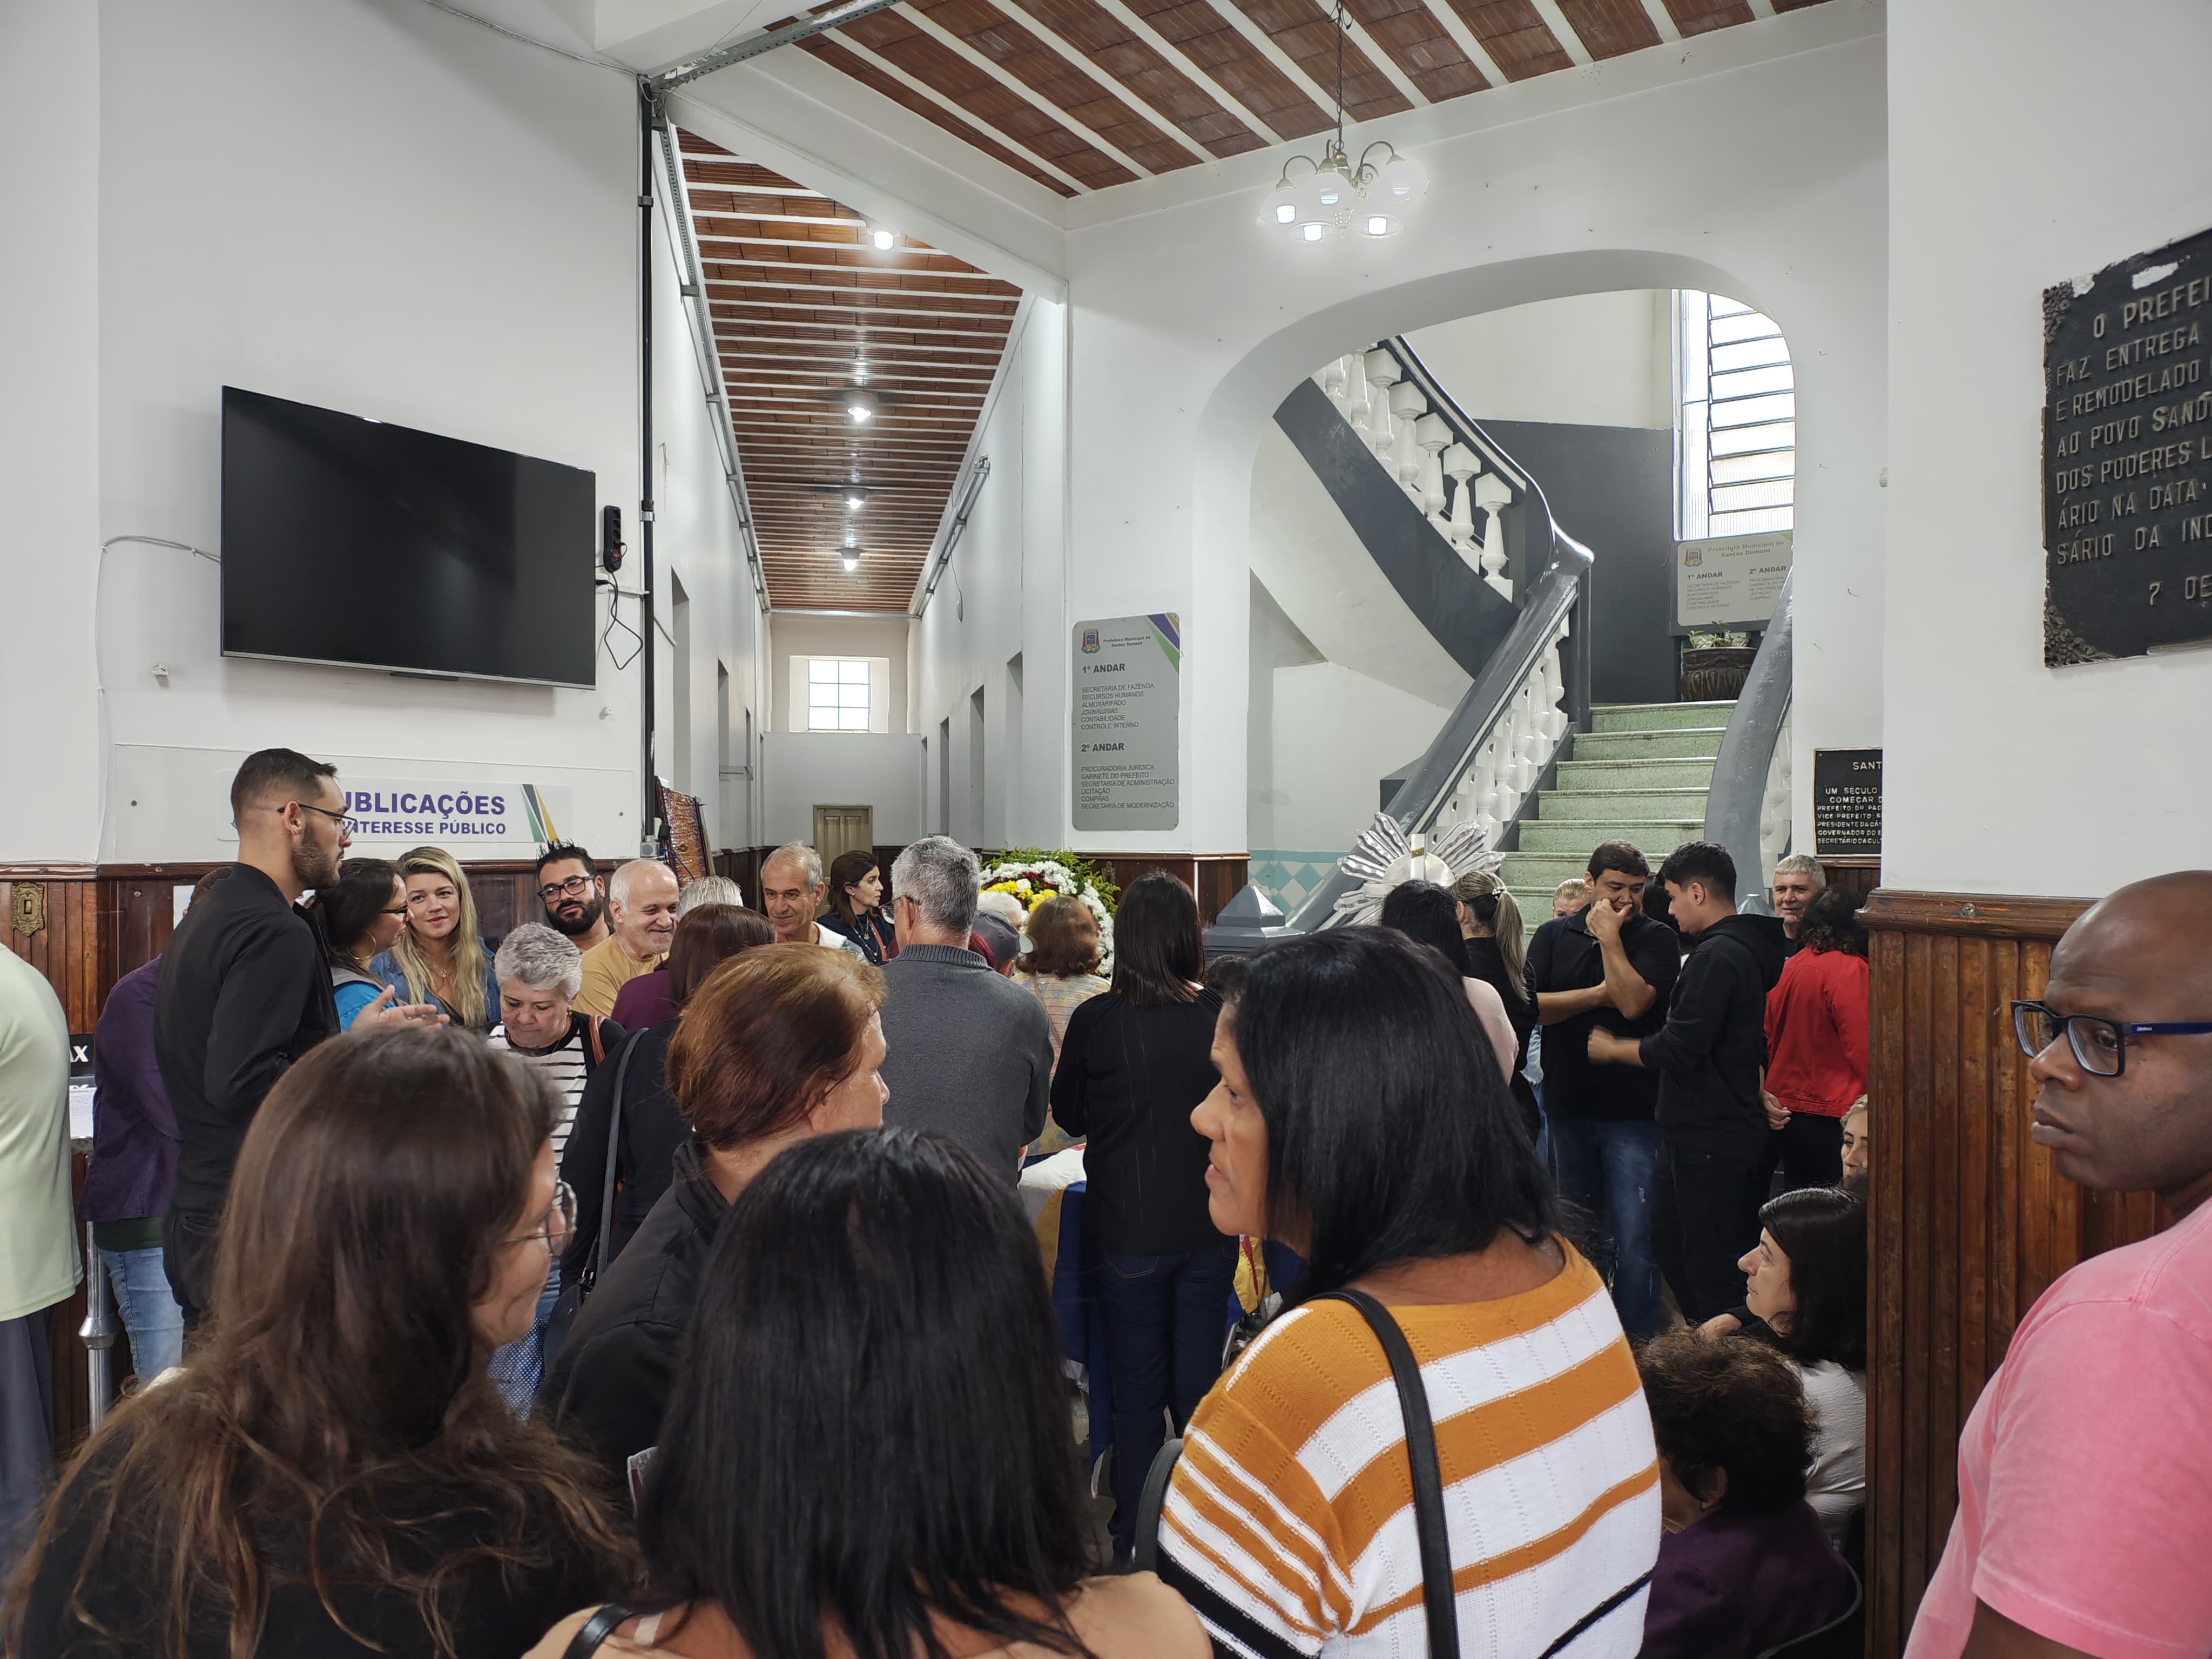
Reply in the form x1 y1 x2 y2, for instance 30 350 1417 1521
812 806 874 869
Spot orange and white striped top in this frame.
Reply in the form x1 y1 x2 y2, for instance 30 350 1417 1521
1156 1245 1660 1658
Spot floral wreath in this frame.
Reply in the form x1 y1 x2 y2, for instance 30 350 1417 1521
977 848 1120 974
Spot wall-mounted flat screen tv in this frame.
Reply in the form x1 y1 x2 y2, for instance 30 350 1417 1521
221 386 597 687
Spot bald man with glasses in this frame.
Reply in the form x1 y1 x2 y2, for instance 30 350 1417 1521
1907 869 2212 1659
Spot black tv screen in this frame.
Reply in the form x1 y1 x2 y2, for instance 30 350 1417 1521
221 387 597 687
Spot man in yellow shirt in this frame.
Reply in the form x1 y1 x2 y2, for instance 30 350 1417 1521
574 859 678 1018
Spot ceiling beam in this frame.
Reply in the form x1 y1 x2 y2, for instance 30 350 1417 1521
1523 0 1595 64
1202 2 1347 125
1075 0 1294 143
820 31 1096 193
1406 0 1510 86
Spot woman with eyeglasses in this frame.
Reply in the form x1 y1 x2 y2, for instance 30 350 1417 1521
314 857 408 1031
374 846 501 1032
8 1027 635 1659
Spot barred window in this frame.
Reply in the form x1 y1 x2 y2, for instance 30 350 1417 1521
1678 291 1795 540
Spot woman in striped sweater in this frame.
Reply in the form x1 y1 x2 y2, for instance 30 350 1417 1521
1159 927 1662 1658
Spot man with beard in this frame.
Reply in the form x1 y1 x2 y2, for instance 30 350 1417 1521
534 841 611 953
154 749 441 1323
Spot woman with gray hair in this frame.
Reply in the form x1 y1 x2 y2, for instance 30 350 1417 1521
484 922 624 1414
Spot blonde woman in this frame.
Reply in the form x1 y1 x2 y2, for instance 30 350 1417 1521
373 845 500 1031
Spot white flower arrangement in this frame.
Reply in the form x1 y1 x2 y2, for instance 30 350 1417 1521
977 851 1118 974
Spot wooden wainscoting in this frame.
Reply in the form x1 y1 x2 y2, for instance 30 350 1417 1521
1084 855 1249 925
1862 888 2168 1656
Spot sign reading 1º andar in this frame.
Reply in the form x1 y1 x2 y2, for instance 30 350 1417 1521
1071 614 1180 832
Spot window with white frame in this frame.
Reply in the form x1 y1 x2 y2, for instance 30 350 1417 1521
791 656 892 734
1677 291 1795 541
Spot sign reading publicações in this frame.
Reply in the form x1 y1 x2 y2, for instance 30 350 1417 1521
341 780 574 850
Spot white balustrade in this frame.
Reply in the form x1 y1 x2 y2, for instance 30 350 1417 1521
1419 614 1575 848
1364 350 1400 452
1758 707 1794 876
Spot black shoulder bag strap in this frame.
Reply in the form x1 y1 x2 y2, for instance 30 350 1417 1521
561 1604 636 1659
586 1030 642 1291
1316 1289 1460 1659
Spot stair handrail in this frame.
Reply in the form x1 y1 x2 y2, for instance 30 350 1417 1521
1700 569 1796 916
1284 337 1596 934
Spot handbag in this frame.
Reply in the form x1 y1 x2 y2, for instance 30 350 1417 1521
539 1029 642 1378
1316 1288 1462 1659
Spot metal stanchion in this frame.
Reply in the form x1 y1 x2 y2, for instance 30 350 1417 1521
80 1220 117 1430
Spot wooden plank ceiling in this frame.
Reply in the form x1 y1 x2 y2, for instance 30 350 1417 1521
679 130 1015 611
780 0 1832 199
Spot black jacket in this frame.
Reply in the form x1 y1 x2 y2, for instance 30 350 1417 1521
1526 905 1683 1122
1465 937 1541 1141
154 865 338 1217
1638 913 1790 1161
558 1022 684 1278
1050 989 1224 1256
540 1136 727 1486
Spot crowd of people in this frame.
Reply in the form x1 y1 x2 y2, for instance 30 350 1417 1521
1 744 2206 1659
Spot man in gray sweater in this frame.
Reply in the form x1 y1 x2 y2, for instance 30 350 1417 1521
878 837 1052 1182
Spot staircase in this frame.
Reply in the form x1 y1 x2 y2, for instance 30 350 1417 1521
1503 700 1737 930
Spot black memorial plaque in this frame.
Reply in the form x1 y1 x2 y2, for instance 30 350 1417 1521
1812 748 1882 859
2045 224 2212 665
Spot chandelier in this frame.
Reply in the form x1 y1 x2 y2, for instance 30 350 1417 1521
1257 3 1426 243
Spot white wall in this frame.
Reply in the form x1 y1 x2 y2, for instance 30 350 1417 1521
911 298 1068 851
1055 6 1887 857
1881 0 2212 894
58 0 760 864
1404 291 1674 430
1267 663 1455 852
768 613 912 732
1247 422 1471 709
1 3 103 864
760 732 924 845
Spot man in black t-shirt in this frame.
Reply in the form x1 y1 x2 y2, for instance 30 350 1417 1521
1525 839 1681 1338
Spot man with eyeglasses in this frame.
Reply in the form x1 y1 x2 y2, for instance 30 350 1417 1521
1907 870 2212 1659
534 841 610 954
154 749 442 1324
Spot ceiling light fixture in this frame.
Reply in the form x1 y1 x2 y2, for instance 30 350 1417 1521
844 389 877 423
1256 1 1425 245
845 490 867 511
841 549 861 572
869 225 896 251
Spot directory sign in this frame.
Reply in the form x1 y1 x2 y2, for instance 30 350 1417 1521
1072 614 1181 831
1675 532 1793 631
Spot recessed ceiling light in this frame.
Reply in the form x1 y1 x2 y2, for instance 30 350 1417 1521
844 389 877 423
870 227 896 251
845 491 866 511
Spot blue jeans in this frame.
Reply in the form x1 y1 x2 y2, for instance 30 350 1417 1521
1547 1118 1663 1339
1095 1239 1239 1560
100 1246 185 1379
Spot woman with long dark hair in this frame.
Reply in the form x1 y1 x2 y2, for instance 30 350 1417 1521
560 904 775 1274
1048 872 1229 1564
8 1027 632 1659
532 1129 1202 1659
817 849 896 965
314 855 406 1030
1164 928 1660 1656
1377 880 1520 1097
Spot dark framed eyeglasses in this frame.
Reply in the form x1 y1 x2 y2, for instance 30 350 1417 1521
503 1181 576 1247
537 874 595 903
2011 1000 2212 1078
276 800 352 832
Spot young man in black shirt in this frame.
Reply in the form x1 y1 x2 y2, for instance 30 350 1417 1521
154 748 440 1321
1589 840 1788 1323
1525 840 1681 1338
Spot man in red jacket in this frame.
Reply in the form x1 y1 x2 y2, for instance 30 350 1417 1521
1761 884 1870 1190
